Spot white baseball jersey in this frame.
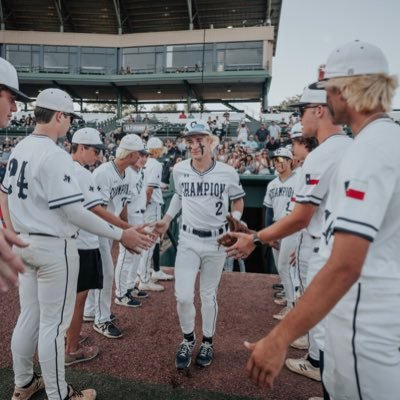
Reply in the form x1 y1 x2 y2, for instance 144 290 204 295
263 171 297 221
127 166 147 216
286 166 303 214
93 161 133 217
1 134 83 237
173 159 245 230
319 117 400 281
144 157 163 205
295 134 353 237
73 161 103 250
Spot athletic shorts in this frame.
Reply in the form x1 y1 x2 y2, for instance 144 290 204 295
77 248 103 292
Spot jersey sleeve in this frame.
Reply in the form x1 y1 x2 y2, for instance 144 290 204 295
333 159 396 242
295 156 326 206
147 162 162 188
172 165 182 198
41 151 84 209
79 169 103 210
228 169 245 200
263 181 273 207
92 166 111 206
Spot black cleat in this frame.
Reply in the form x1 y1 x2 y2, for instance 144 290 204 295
195 342 214 367
175 339 196 370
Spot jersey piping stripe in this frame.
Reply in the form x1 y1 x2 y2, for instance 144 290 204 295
336 217 378 232
49 198 84 210
0 184 8 194
309 194 323 201
229 192 246 200
48 193 84 205
84 198 103 209
111 161 125 180
295 194 308 199
352 283 364 400
55 240 70 399
190 159 216 176
334 227 374 242
117 247 128 298
296 232 305 293
147 183 160 188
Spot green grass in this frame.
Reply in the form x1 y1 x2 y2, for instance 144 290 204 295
0 367 264 400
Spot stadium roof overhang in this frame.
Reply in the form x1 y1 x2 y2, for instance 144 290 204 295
0 0 282 54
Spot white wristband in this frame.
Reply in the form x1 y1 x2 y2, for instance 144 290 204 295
231 210 242 221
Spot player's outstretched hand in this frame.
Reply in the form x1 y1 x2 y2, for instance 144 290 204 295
225 232 255 259
121 227 154 252
244 331 288 388
0 229 28 292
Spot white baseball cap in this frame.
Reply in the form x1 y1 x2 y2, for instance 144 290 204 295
183 120 211 136
310 40 389 89
290 122 303 139
118 134 145 152
72 127 104 149
272 147 293 160
147 137 164 149
35 88 82 119
0 57 30 102
291 86 326 106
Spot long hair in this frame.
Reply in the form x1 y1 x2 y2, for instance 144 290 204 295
116 147 135 160
326 74 398 112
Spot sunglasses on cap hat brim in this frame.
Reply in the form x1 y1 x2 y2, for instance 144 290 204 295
272 156 290 163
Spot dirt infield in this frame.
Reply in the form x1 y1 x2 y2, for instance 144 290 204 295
0 268 321 399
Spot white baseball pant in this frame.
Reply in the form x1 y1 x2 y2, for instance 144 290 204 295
114 213 144 297
323 279 400 400
277 233 299 306
174 231 226 338
137 202 161 284
84 237 113 324
11 235 79 400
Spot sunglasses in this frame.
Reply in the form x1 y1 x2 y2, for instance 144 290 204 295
298 105 321 117
273 156 289 163
63 113 74 123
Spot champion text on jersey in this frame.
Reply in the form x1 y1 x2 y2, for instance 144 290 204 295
345 180 367 201
181 181 226 199
268 186 294 200
305 174 320 185
110 183 130 199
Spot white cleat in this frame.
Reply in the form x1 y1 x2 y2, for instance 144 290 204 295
290 335 309 350
273 306 291 320
285 356 321 381
152 269 174 281
139 281 165 292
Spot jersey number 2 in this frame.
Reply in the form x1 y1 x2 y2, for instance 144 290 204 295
215 201 223 216
8 159 28 199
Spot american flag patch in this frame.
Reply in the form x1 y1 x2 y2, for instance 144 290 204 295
305 174 320 185
345 180 367 201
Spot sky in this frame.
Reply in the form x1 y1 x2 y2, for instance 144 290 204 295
267 0 400 108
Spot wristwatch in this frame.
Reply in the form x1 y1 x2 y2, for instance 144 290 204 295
252 232 263 248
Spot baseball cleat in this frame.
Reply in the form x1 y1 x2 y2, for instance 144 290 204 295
65 384 96 400
93 321 122 339
273 306 291 320
272 283 284 291
151 269 174 281
274 290 286 299
12 372 45 400
175 339 196 370
195 342 214 367
139 281 164 292
65 345 99 366
290 335 309 350
285 356 321 381
273 297 287 306
114 292 142 308
128 287 149 298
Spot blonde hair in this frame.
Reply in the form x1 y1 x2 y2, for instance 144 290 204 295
149 147 166 158
116 147 135 160
326 74 398 113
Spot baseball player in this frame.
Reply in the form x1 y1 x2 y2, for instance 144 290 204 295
242 40 400 400
263 147 298 320
157 120 245 369
137 137 173 293
225 85 351 382
84 134 152 339
0 57 31 292
0 89 152 400
114 150 150 303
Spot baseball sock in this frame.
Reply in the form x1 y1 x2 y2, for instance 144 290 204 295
184 332 195 343
152 243 160 272
306 354 320 368
202 336 213 345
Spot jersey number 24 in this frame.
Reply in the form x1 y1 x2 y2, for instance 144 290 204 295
7 158 28 199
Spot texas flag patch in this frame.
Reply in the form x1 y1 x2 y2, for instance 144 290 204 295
345 180 368 201
305 174 320 185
